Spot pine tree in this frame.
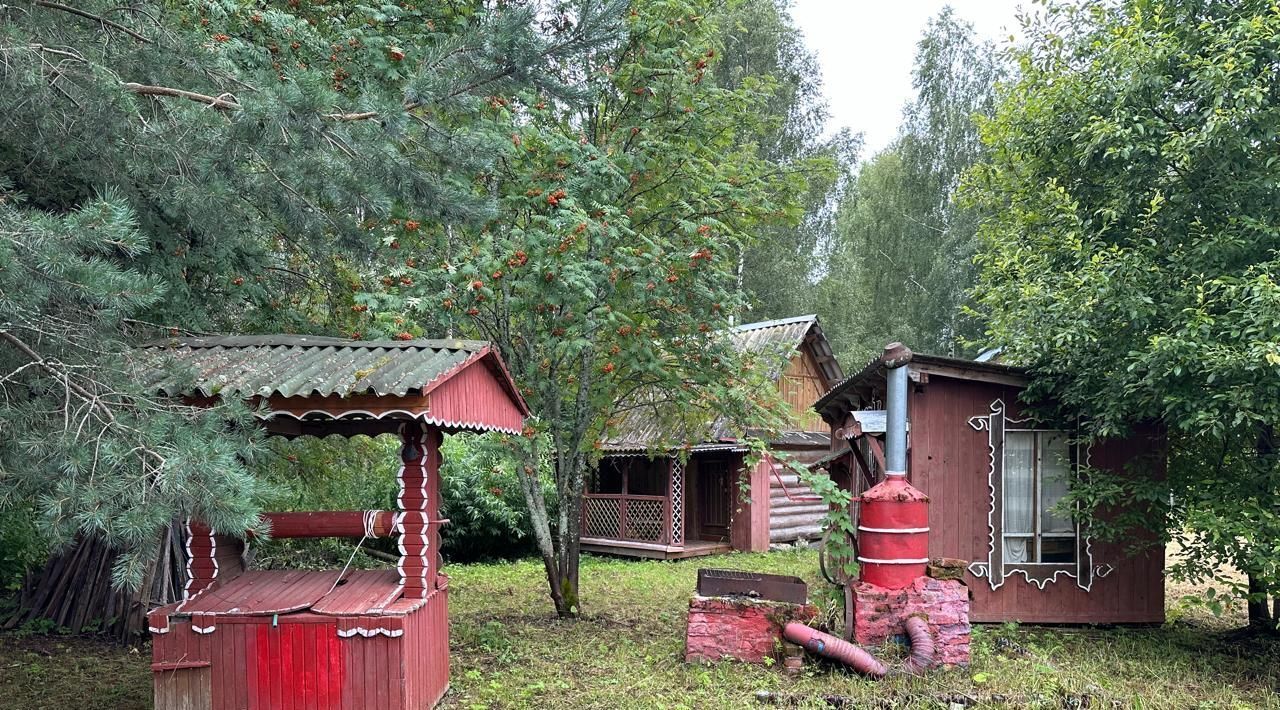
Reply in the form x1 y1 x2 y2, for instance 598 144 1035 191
0 0 625 624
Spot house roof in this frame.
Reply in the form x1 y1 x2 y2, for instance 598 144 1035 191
603 315 842 452
133 335 529 433
731 315 843 384
813 347 1026 422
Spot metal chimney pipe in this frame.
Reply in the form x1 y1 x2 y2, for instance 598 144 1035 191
882 343 913 477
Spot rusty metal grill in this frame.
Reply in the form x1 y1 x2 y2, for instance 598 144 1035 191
696 569 808 604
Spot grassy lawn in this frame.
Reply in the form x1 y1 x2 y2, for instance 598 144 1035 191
3 549 1280 708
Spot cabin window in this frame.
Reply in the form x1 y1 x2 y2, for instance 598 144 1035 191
968 398 1096 592
1001 431 1076 564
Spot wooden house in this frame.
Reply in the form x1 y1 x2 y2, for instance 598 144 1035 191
812 348 1166 624
581 315 844 559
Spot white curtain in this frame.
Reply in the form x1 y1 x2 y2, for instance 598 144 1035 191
1003 431 1034 563
1040 433 1074 534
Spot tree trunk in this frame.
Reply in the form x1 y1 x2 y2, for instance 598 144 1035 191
515 438 583 619
1247 572 1273 629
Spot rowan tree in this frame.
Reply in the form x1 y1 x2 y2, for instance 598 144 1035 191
356 0 824 616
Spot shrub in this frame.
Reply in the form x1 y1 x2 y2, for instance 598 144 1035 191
249 431 552 567
439 433 556 563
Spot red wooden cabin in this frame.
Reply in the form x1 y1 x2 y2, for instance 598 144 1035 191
813 347 1166 624
581 316 844 559
138 336 528 709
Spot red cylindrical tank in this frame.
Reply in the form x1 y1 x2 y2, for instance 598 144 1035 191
857 476 929 589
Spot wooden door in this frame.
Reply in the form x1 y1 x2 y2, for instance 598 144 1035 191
697 457 732 541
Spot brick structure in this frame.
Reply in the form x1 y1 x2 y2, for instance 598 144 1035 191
685 595 817 664
848 576 970 666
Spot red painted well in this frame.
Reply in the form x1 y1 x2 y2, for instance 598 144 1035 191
150 572 450 710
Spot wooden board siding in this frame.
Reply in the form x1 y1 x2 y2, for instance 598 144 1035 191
151 588 449 709
908 377 1165 624
780 350 829 433
423 358 526 434
154 665 211 710
730 455 772 552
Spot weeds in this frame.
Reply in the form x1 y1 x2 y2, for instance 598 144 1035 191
2 549 1279 709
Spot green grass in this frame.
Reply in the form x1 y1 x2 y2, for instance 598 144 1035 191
3 549 1280 708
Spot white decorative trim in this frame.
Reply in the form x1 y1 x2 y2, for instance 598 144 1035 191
337 627 405 638
601 443 749 456
148 625 170 635
192 624 216 634
969 399 1098 592
856 556 930 564
261 409 520 434
180 518 217 603
857 526 930 534
395 425 430 597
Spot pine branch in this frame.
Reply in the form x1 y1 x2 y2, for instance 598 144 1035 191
0 329 117 426
34 1 152 44
121 82 239 110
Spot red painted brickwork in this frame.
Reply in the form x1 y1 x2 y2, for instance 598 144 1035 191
685 595 816 664
850 577 970 667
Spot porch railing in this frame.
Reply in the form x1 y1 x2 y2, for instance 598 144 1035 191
581 494 671 545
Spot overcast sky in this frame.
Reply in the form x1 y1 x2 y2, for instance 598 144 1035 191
789 1 1026 156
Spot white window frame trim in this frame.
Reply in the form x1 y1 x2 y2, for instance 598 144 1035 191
967 399 1112 592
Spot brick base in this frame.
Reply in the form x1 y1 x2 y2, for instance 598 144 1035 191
685 595 817 664
850 576 970 666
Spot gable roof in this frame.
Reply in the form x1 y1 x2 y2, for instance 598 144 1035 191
731 315 843 386
812 346 1026 423
603 315 842 452
134 335 529 433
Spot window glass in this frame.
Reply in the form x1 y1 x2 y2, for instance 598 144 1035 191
1002 430 1076 564
1040 433 1074 535
1003 431 1035 563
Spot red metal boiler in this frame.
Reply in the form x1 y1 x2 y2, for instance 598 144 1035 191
857 476 929 588
856 343 930 589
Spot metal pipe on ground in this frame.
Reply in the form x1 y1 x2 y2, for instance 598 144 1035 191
782 616 936 678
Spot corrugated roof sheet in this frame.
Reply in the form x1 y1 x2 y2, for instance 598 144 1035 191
603 315 843 452
135 336 490 399
812 348 1026 420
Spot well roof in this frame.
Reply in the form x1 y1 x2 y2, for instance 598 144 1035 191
136 336 495 399
134 335 528 434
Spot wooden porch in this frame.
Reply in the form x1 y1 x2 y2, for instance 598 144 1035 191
579 538 731 560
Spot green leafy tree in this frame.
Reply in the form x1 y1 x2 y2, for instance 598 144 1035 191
356 0 820 616
965 0 1280 628
710 0 858 321
818 8 1001 363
